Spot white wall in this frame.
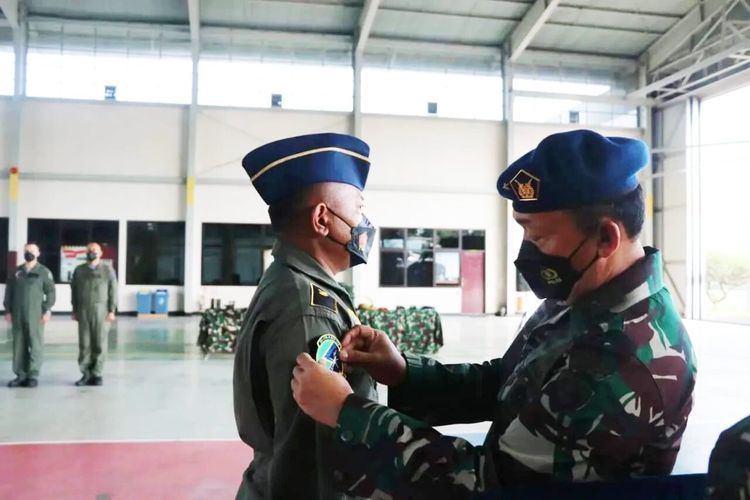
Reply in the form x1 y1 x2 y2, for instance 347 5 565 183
0 99 12 171
20 99 185 177
195 107 351 180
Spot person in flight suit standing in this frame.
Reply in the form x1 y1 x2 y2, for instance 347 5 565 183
4 243 56 388
71 242 117 387
233 133 379 499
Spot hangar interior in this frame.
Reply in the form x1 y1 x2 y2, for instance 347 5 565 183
1 0 749 497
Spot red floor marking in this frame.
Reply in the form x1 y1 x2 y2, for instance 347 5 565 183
0 441 252 500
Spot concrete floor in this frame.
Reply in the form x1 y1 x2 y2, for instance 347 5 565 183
1 315 749 498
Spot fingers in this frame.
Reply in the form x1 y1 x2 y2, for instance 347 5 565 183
295 352 315 368
291 363 304 396
341 325 376 348
340 347 377 365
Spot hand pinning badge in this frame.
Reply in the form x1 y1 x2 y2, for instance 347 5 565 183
315 334 343 373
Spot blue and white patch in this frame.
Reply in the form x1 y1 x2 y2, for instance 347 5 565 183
315 334 343 373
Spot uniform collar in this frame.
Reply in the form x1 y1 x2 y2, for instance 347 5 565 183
572 247 665 314
21 262 39 273
272 240 348 297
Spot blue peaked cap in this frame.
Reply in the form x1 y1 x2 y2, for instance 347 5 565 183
497 129 649 213
242 133 371 206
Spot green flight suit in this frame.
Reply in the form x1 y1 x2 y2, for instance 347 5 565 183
3 263 56 379
71 262 117 378
233 241 378 500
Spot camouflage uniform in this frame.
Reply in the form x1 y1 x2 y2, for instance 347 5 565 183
330 248 697 499
357 306 444 355
198 304 246 354
706 415 750 499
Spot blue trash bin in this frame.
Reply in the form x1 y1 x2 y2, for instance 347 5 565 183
136 290 152 314
152 289 169 315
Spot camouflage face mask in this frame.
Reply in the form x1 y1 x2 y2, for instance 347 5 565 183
327 209 376 268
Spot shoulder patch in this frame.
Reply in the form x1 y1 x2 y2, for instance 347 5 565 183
314 334 343 373
310 283 337 313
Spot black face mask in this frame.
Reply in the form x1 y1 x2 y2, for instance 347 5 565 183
23 252 35 263
86 252 98 262
514 237 598 301
327 209 376 268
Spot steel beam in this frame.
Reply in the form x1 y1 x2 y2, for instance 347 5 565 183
355 0 380 56
632 40 750 98
644 0 734 71
184 0 200 313
0 0 18 30
508 0 561 62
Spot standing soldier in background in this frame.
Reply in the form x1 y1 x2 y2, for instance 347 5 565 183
71 242 117 387
4 243 56 388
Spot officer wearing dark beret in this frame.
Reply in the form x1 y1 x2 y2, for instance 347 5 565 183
233 133 378 499
290 129 698 498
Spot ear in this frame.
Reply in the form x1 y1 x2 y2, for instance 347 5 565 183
310 203 331 237
597 219 621 258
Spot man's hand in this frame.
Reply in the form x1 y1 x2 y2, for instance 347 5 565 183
340 325 406 386
41 311 51 324
4 313 11 322
291 353 353 428
106 312 115 322
71 313 77 321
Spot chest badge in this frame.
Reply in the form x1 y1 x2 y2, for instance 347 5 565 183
310 283 338 313
315 334 343 373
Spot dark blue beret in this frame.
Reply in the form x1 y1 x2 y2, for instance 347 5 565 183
242 133 370 206
497 129 648 213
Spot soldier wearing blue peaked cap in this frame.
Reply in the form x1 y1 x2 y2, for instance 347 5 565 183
233 133 378 500
289 129 696 499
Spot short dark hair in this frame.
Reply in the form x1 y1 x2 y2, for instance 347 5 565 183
570 185 645 240
268 186 314 234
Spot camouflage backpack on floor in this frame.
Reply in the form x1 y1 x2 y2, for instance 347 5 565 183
357 306 444 355
198 305 246 354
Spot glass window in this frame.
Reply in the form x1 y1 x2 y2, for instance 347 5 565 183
434 252 460 285
406 250 433 287
201 223 274 286
379 252 405 287
27 219 119 283
199 58 353 112
26 50 192 104
462 230 486 250
0 47 14 96
0 218 8 283
380 228 405 249
362 67 503 120
406 228 434 252
127 221 185 285
699 84 750 324
436 230 459 249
